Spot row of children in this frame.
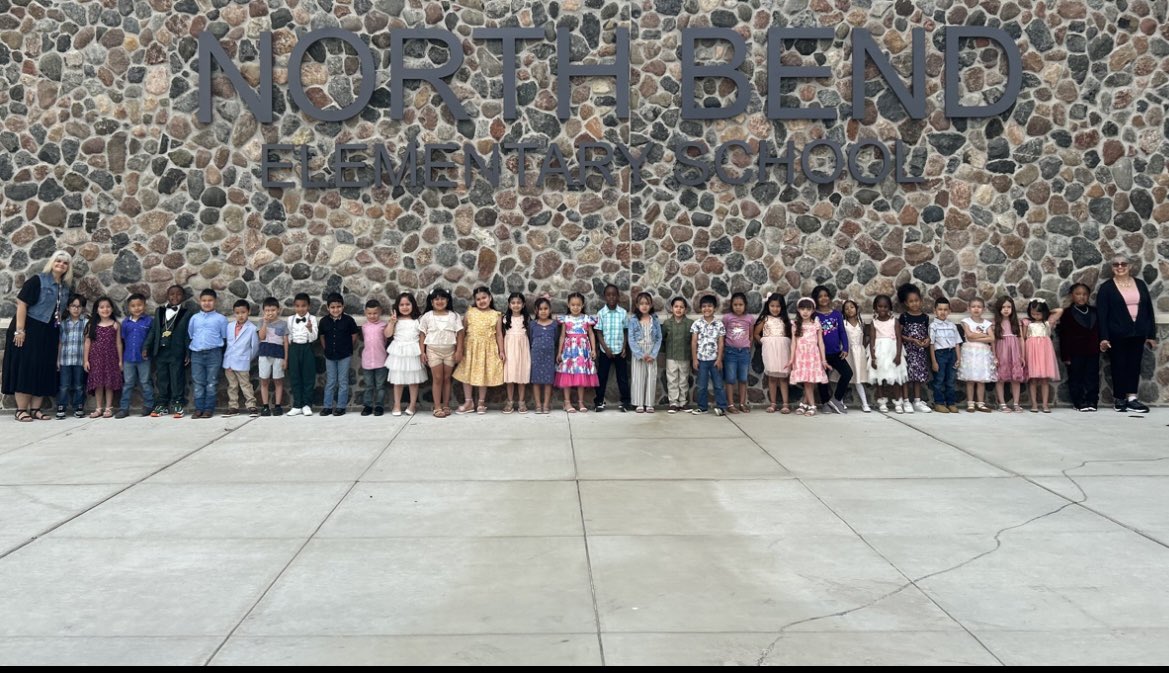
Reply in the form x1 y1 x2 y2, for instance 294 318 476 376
51 280 1122 420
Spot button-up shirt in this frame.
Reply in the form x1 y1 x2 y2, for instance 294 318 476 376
319 313 358 360
59 316 88 367
594 305 627 353
660 315 694 361
690 316 726 362
929 318 964 351
287 314 318 344
187 310 229 352
121 314 153 363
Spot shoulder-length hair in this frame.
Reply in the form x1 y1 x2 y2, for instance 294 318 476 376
42 250 75 286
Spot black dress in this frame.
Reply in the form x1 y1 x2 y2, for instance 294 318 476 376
2 275 62 397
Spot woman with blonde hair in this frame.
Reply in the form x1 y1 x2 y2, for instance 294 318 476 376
3 251 75 421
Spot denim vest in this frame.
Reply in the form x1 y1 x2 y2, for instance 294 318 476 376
25 272 70 325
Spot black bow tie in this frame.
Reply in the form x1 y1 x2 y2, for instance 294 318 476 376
166 304 179 311
295 317 306 324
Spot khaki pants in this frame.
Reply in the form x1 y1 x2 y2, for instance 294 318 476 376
225 369 256 410
665 359 690 407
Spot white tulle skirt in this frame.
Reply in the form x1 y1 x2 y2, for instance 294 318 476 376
868 339 907 385
386 340 427 385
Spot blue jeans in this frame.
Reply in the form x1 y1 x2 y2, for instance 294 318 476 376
324 356 351 408
932 348 958 406
695 359 728 411
190 349 222 412
723 346 750 384
58 365 86 409
119 360 154 411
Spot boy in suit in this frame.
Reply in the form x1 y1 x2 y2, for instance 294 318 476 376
145 284 193 418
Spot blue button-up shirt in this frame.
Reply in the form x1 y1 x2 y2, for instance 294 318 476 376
121 314 153 363
188 310 229 352
594 305 627 353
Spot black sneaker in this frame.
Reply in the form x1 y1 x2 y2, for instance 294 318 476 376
361 406 373 416
141 408 152 417
248 407 260 417
374 406 384 416
150 405 167 418
333 408 346 417
74 408 86 418
618 404 628 413
273 405 284 416
1084 405 1098 412
1125 399 1150 414
56 405 66 420
320 408 333 417
223 408 239 417
595 404 605 413
1114 399 1128 412
260 406 272 417
114 409 129 419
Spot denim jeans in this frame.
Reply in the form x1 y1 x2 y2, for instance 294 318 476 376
57 365 86 409
723 346 751 384
931 348 958 406
190 349 222 412
362 367 388 406
324 356 351 408
119 360 154 411
695 359 728 411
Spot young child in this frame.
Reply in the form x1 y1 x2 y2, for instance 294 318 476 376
222 299 260 417
1057 283 1100 412
256 297 289 416
146 284 193 418
187 289 229 419
386 292 426 417
418 287 464 417
722 292 756 414
319 293 359 417
754 292 792 414
84 296 123 418
661 297 694 413
868 294 907 413
594 283 631 413
1022 299 1063 413
556 292 599 413
790 297 830 416
453 286 505 414
812 286 852 415
841 299 870 412
528 297 559 415
359 299 388 416
628 292 663 413
56 296 88 419
116 293 154 419
896 283 931 414
993 296 1027 413
690 294 728 416
502 292 532 414
958 297 996 413
929 297 963 414
285 292 318 417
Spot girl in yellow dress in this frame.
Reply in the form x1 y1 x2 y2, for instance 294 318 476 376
453 286 505 414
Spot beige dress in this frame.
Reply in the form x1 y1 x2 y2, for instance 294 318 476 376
843 319 868 384
453 308 504 387
503 320 531 384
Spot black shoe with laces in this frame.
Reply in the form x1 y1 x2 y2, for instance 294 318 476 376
1125 399 1150 414
361 405 373 416
1114 399 1128 412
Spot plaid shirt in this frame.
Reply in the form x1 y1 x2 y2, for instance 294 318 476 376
59 316 88 367
594 305 627 353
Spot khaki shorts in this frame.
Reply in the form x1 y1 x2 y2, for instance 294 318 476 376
427 345 456 367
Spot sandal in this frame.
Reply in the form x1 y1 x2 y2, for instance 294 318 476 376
564 403 576 414
794 404 806 416
646 406 655 413
1012 404 1024 413
805 405 816 417
578 405 589 413
726 405 739 414
518 402 528 414
998 404 1011 413
780 404 791 415
966 402 976 413
455 402 475 415
502 402 514 414
766 404 776 413
976 402 992 413
1042 405 1051 414
101 407 113 418
14 410 32 423
476 403 487 415
31 409 51 421
432 409 445 418
740 403 750 414
88 408 103 419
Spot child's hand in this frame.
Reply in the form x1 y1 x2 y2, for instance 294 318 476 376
715 359 723 370
921 337 930 347
932 361 939 373
118 362 124 371
692 359 699 370
420 351 428 366
871 357 877 369
142 350 149 360
499 349 506 362
840 350 848 360
894 355 901 365
643 354 653 363
557 354 564 364
83 359 90 372
282 358 288 369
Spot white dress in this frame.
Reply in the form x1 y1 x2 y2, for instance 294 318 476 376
386 318 427 385
843 319 868 384
958 318 997 383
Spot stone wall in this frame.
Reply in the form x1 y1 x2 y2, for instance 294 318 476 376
1 0 1167 403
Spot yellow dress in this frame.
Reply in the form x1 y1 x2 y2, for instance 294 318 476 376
453 308 504 386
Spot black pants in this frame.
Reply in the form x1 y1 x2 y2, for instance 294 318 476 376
818 352 853 402
154 350 187 406
1109 337 1146 399
595 352 631 407
1066 354 1100 409
288 342 317 408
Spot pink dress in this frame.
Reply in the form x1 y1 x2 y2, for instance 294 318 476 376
994 319 1027 382
789 318 828 384
554 314 599 388
1022 319 1060 381
759 316 792 377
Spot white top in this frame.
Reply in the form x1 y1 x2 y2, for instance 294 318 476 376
417 311 464 346
286 314 318 344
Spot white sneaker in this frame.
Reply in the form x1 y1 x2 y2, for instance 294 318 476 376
903 398 915 414
894 399 905 414
302 406 314 417
286 407 302 417
861 402 872 413
877 398 888 413
915 399 933 413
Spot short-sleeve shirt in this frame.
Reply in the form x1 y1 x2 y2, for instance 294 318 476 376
929 318 964 350
594 305 628 352
721 313 756 349
319 313 359 360
418 311 464 346
690 317 726 362
361 320 388 369
120 315 153 363
258 319 288 358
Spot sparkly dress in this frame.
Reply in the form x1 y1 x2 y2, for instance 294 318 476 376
843 318 868 384
528 320 559 385
86 323 123 392
1023 319 1060 381
554 314 598 388
789 318 829 385
958 317 997 383
503 318 531 384
453 308 504 387
386 318 427 385
899 312 930 382
994 319 1027 382
760 316 792 378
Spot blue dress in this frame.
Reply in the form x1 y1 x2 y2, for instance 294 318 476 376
528 320 558 385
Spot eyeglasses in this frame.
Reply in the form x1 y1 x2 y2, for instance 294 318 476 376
1112 262 1129 268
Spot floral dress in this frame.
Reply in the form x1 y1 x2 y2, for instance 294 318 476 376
899 312 930 383
554 314 599 388
86 323 123 392
790 318 829 385
452 308 504 387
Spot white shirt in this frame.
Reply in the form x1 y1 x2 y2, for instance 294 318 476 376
287 314 318 344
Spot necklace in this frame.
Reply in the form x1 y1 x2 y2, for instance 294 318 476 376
1074 305 1090 315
